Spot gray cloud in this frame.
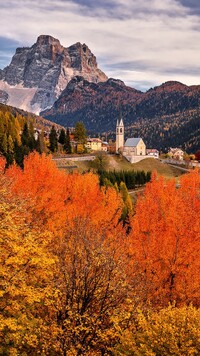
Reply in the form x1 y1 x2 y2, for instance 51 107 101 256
0 37 21 68
105 60 153 72
0 0 200 90
178 0 200 14
0 36 20 51
71 0 117 10
105 58 200 74
70 0 189 19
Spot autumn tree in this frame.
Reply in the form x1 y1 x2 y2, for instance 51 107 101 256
1 153 133 355
0 109 22 166
6 152 68 234
46 170 131 354
53 221 130 355
3 153 199 354
114 305 200 356
0 159 58 355
128 170 200 306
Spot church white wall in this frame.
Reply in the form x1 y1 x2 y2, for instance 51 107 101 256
125 155 150 163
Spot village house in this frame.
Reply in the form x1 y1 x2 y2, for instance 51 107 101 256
86 138 102 151
146 148 159 159
168 147 184 161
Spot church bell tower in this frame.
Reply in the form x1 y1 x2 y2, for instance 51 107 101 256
116 118 124 153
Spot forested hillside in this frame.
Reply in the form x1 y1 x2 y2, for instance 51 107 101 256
1 152 200 355
42 78 200 153
0 103 62 167
127 109 200 153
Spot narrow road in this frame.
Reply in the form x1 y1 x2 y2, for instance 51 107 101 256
52 155 95 162
166 163 190 172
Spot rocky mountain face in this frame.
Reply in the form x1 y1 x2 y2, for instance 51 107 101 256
0 35 107 113
41 79 200 153
0 90 8 104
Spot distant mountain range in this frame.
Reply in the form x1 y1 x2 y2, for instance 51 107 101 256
0 35 200 152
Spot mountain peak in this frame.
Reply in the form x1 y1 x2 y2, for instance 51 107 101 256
149 81 188 93
0 35 108 113
107 78 125 86
36 35 61 47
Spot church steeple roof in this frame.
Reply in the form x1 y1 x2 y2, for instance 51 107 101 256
116 118 124 127
119 118 124 126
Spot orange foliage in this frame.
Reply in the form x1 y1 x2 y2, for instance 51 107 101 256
5 153 68 234
0 156 6 173
5 152 122 237
1 152 200 354
1 152 128 354
129 170 200 306
65 172 122 230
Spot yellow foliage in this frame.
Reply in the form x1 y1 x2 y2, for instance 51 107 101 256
114 305 200 356
0 189 58 354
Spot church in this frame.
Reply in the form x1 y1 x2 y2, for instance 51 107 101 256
116 118 149 163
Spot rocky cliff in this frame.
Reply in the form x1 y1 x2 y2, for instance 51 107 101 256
0 90 8 104
0 35 107 113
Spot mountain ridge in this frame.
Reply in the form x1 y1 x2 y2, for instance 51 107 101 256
41 76 200 153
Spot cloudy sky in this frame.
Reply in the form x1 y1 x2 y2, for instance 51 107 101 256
1 0 200 91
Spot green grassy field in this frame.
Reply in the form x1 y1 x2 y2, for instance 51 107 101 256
130 158 185 179
54 155 185 180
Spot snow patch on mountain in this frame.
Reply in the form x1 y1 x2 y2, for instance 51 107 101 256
0 80 39 113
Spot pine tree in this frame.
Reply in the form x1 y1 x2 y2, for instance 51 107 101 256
49 126 58 152
14 141 25 168
74 121 86 144
64 128 72 153
28 121 36 151
35 131 46 154
0 119 4 145
1 133 7 154
21 122 30 148
119 181 133 227
7 135 14 154
58 128 66 145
